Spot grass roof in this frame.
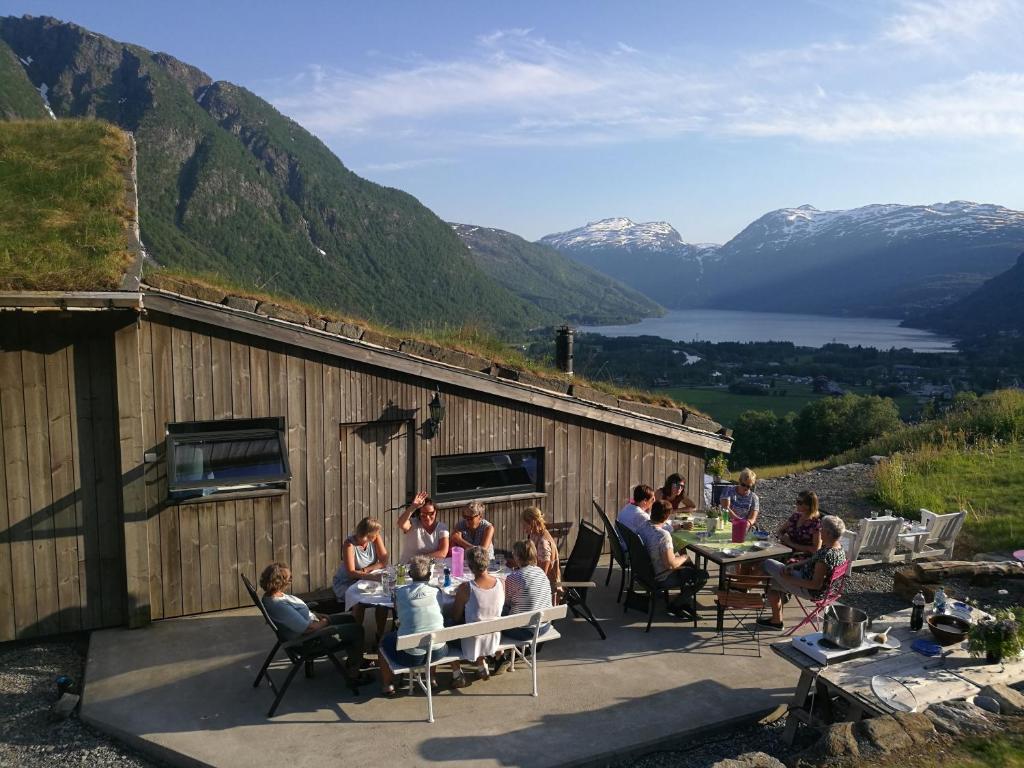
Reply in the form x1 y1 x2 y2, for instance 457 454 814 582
0 119 134 290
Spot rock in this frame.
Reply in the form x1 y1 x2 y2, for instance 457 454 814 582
569 383 617 407
891 711 936 745
682 410 722 432
979 683 1024 715
803 721 860 760
517 371 570 394
972 552 1015 562
255 302 308 325
925 700 996 737
973 695 1001 714
867 455 888 464
49 692 79 721
221 295 258 312
857 715 913 752
360 328 401 349
615 399 683 424
708 752 785 768
341 323 364 340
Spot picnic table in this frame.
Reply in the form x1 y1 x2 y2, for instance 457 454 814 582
672 524 791 631
771 605 1024 744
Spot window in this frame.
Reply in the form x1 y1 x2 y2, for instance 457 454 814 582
167 417 290 500
431 448 544 503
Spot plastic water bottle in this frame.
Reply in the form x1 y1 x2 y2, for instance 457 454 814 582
934 588 947 614
910 591 925 631
443 566 451 588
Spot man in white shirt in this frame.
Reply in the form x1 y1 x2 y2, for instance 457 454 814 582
618 484 676 534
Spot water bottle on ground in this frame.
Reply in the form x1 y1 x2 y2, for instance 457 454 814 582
934 587 947 614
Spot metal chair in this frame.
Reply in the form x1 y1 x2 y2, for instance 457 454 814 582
619 525 704 632
556 519 607 639
593 499 629 603
548 520 574 559
715 573 773 656
240 573 361 717
783 561 851 636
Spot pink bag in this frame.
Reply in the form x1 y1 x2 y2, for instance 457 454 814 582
731 519 748 543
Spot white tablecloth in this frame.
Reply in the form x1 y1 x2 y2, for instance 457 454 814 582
343 567 510 612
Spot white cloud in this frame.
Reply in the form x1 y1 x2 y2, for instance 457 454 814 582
361 157 453 173
881 0 1010 46
268 19 1024 150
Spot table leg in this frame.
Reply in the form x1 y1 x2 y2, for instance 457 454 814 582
716 563 727 632
782 669 815 745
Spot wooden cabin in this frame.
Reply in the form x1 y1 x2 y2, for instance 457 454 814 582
0 288 731 641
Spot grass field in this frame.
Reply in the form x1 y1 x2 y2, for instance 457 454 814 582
873 442 1024 555
659 383 917 427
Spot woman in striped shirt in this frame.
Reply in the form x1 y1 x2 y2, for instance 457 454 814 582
501 539 553 642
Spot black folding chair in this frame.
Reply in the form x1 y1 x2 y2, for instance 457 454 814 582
621 526 705 632
594 499 629 603
557 519 607 640
241 573 361 717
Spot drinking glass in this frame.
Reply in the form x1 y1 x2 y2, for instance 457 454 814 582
495 554 507 572
870 510 879 519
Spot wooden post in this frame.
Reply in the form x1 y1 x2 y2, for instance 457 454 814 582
113 316 151 628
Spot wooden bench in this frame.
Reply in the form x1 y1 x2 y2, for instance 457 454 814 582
384 604 568 722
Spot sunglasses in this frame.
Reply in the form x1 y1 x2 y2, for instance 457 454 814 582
739 482 753 489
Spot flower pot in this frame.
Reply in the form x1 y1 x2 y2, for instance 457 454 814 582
986 649 1003 664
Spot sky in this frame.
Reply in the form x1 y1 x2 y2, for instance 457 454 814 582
7 0 1024 242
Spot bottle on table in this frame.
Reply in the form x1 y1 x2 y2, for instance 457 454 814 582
443 566 451 588
910 590 926 631
396 563 407 586
934 588 947 614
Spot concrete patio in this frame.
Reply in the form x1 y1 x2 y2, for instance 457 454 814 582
81 571 804 768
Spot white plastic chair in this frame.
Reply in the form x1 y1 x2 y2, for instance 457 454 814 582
845 517 904 567
907 511 967 560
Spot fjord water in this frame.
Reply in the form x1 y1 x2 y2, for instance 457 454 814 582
580 309 956 352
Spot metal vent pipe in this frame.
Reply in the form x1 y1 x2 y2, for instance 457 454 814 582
555 325 574 375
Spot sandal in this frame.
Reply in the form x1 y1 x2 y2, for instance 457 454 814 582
451 670 468 689
380 684 398 698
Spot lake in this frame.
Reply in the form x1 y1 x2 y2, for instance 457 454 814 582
579 309 957 352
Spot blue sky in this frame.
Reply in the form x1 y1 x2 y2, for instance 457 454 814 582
8 0 1024 242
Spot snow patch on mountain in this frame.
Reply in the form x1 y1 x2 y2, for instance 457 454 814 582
540 217 721 261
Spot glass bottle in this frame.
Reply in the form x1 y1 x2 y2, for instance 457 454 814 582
910 590 925 631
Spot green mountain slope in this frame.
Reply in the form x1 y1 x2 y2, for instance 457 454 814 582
0 39 47 119
452 223 663 325
0 15 547 332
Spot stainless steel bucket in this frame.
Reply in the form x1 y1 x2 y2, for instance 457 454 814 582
823 604 867 648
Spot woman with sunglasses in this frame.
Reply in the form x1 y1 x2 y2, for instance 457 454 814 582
777 490 822 560
655 473 697 514
398 490 450 562
720 468 760 528
451 501 495 561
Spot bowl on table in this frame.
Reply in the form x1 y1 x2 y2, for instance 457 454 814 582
928 614 970 646
752 540 773 550
752 530 770 540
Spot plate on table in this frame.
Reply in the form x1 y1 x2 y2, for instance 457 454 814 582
871 675 918 713
355 580 381 594
720 548 741 557
752 541 773 550
870 634 902 650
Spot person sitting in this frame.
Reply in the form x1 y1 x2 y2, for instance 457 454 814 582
492 539 553 674
451 501 495 561
617 484 660 534
521 506 560 595
655 473 697 514
332 516 390 644
451 546 504 682
259 561 366 684
721 468 760 528
398 490 450 562
638 501 709 616
758 515 848 630
776 490 822 561
378 554 453 696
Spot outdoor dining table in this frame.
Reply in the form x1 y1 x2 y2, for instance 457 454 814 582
770 605 1024 744
671 525 792 632
343 560 512 613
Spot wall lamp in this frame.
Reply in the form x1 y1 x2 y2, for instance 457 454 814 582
427 387 445 438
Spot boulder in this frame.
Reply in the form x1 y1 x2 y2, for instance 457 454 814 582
979 684 1024 715
802 721 860 760
616 399 683 424
974 695 1001 714
361 328 401 349
255 302 308 325
925 700 996 737
857 715 913 752
709 752 786 768
867 455 888 464
891 711 936 745
222 295 259 313
569 383 617 407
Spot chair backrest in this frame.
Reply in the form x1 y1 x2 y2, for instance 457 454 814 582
548 521 573 554
623 528 657 589
817 560 851 606
927 511 966 545
395 605 569 652
562 519 605 584
241 573 281 637
593 499 627 567
853 518 903 559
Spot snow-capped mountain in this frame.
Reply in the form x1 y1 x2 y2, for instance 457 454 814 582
540 202 1024 318
539 218 721 307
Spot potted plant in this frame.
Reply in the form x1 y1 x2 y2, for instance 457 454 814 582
706 454 729 482
968 607 1024 664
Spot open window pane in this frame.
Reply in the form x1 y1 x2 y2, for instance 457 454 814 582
432 448 544 502
167 417 289 499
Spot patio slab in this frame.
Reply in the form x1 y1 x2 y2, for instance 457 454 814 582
82 570 805 768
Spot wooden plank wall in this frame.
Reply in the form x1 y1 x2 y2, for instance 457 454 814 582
139 312 707 620
0 315 126 641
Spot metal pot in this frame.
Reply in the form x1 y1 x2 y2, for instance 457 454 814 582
823 604 868 649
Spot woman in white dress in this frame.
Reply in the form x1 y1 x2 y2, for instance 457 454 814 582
450 546 505 684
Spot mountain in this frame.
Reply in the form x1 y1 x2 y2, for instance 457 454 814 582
451 223 663 325
539 218 719 307
0 38 48 119
541 202 1024 318
0 15 549 333
909 251 1024 338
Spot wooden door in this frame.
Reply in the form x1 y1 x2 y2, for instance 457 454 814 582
339 420 414 557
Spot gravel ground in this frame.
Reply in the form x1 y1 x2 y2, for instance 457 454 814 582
0 635 158 768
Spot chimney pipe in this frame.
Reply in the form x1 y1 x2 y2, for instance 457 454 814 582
555 326 574 376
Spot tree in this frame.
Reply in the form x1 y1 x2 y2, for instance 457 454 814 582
731 410 798 467
796 394 901 459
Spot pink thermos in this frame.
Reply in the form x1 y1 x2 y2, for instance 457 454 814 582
451 546 464 578
731 518 748 543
